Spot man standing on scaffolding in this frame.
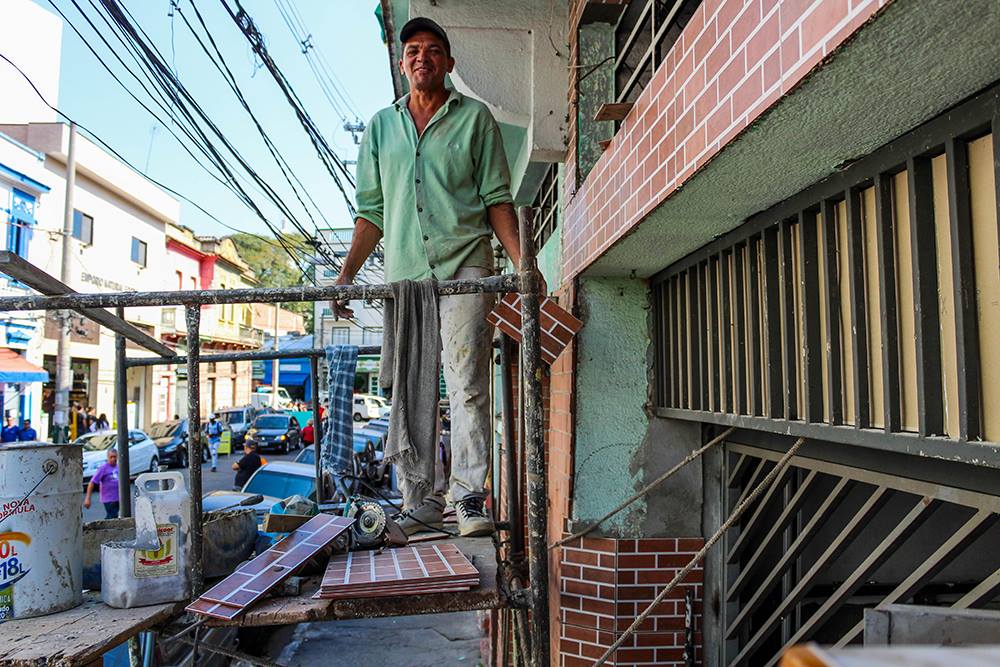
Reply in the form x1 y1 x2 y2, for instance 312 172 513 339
332 17 535 538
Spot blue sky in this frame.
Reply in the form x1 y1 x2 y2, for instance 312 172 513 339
37 0 393 239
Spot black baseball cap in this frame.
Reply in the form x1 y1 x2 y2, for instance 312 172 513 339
399 17 451 55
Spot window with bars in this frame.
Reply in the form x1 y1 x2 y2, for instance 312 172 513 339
614 0 702 105
531 163 559 250
651 84 1000 450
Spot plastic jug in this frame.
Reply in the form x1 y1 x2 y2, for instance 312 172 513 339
101 472 192 608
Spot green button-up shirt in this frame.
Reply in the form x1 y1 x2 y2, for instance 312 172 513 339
355 89 513 282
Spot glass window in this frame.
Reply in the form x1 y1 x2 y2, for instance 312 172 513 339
331 327 350 345
131 237 147 267
243 469 314 498
72 210 94 245
254 415 289 429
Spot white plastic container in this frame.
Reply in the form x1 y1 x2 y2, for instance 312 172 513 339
0 442 83 620
101 472 191 608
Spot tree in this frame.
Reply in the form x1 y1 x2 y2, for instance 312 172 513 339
228 232 315 332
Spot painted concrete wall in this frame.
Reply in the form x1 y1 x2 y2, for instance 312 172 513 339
571 277 649 534
0 0 62 125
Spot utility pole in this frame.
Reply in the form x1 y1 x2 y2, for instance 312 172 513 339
272 302 280 408
53 122 77 443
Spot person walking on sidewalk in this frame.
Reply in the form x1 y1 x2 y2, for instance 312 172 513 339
332 17 542 538
205 414 224 472
85 448 120 519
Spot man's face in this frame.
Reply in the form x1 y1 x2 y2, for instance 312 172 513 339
400 31 453 92
5 418 13 427
108 450 117 464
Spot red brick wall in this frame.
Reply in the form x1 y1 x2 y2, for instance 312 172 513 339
563 0 893 279
560 537 705 666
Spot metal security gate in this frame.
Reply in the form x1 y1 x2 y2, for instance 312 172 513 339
720 431 1000 666
646 83 1000 664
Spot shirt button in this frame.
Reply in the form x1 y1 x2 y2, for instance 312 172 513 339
430 263 436 269
418 207 424 212
415 178 421 184
423 235 429 241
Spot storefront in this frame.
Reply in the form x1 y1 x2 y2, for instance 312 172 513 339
0 347 48 425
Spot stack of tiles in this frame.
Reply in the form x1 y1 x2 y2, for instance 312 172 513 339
314 543 479 600
187 514 355 620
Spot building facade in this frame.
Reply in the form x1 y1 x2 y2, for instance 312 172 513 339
379 1 1000 665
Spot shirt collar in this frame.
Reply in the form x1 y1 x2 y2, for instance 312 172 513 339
393 88 463 111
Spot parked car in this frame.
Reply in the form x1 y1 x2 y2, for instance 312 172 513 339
293 428 383 466
147 419 208 468
364 418 389 437
353 394 387 421
201 461 322 518
244 413 301 454
79 430 158 485
250 387 293 410
215 405 258 447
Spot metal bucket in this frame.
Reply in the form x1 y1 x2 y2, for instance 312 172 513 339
0 442 83 620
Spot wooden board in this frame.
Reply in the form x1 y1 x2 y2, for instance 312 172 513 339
204 536 502 627
593 102 633 122
261 512 312 534
0 593 183 667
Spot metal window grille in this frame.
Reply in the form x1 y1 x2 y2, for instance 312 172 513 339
651 84 1000 459
614 0 702 105
531 163 559 251
719 431 1000 666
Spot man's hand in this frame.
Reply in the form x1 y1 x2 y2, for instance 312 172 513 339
331 275 355 320
84 495 91 509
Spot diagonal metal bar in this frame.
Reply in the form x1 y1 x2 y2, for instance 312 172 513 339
726 453 749 488
727 485 891 662
0 251 175 357
725 476 854 622
727 466 792 563
726 470 820 602
733 459 769 509
594 438 807 667
832 507 998 647
765 496 941 666
954 565 1000 609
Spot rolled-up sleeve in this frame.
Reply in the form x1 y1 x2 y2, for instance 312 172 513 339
474 112 513 207
355 122 384 230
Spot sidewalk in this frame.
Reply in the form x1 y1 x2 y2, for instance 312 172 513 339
278 612 483 667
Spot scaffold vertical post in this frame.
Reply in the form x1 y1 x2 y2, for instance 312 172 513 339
519 206 549 667
310 354 324 502
115 306 131 517
185 304 204 594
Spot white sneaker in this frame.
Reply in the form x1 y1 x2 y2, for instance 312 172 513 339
393 496 445 536
456 496 493 537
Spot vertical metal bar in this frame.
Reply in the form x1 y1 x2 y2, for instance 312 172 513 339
747 237 763 416
874 174 902 432
688 267 701 410
709 257 721 411
309 355 324 503
846 188 871 428
653 284 664 407
779 220 798 420
679 272 689 409
518 207 549 667
500 334 523 560
698 263 709 410
733 245 747 415
114 305 131 518
664 279 675 408
946 138 982 442
670 276 679 408
798 212 822 423
185 305 204 595
822 200 844 425
762 227 782 418
720 252 733 413
907 157 944 436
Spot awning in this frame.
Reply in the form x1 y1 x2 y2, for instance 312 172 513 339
0 348 49 383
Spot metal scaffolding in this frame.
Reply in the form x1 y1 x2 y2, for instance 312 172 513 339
0 208 550 666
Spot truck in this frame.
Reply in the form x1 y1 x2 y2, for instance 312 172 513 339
250 386 293 410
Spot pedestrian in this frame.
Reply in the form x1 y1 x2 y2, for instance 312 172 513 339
17 419 37 441
302 418 315 447
231 441 262 490
331 17 543 537
96 413 110 431
205 413 224 472
84 448 120 519
1 415 19 442
87 415 97 433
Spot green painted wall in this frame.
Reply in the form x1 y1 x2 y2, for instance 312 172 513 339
576 23 615 184
572 277 650 535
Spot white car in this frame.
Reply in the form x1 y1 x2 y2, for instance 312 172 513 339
353 394 388 422
78 430 159 485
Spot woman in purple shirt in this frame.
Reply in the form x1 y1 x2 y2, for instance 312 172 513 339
84 449 120 519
